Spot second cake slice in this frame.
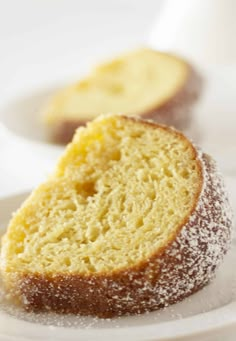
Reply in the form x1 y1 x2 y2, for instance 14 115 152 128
43 48 202 143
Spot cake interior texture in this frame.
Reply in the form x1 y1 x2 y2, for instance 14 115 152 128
2 116 201 275
45 49 189 124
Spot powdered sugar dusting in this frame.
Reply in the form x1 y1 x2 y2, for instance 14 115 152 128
153 150 234 308
0 144 233 320
0 246 235 328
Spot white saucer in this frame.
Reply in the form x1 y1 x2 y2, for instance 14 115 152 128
0 190 236 341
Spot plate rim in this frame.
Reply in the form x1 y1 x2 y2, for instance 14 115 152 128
0 302 236 341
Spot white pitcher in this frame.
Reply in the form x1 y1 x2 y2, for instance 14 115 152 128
148 0 236 65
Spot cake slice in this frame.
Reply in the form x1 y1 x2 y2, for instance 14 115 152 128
43 48 202 143
0 115 232 317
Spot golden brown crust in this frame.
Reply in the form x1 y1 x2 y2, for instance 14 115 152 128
8 150 232 318
142 66 202 128
50 66 203 144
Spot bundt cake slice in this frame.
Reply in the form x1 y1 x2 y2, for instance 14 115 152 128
0 115 232 317
43 48 202 143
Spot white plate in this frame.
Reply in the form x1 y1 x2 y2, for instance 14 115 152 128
0 86 61 148
0 187 236 341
